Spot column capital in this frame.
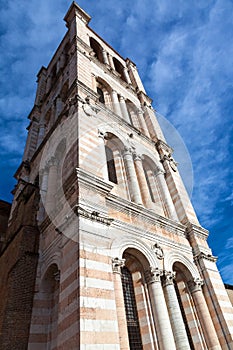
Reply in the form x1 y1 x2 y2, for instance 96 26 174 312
133 153 143 162
154 166 165 177
39 166 49 176
163 271 176 287
47 156 58 167
188 277 204 293
145 267 163 285
119 94 125 101
122 146 133 156
137 108 144 115
112 257 125 274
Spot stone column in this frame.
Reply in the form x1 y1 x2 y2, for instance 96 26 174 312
46 157 58 214
123 148 142 204
123 67 131 84
98 130 109 181
91 73 97 92
163 271 191 350
137 109 150 137
133 154 153 209
37 122 45 147
146 268 176 350
101 48 109 65
108 53 115 69
56 96 63 117
189 278 221 350
112 258 130 350
155 168 178 221
119 95 131 123
111 90 122 117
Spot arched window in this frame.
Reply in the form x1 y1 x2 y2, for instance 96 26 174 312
97 87 105 104
90 37 104 63
96 79 112 109
30 264 60 349
113 57 127 83
105 145 117 184
173 263 203 349
126 100 140 129
104 133 129 199
121 266 143 350
141 155 166 215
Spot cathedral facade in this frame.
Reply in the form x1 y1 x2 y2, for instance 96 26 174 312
0 2 233 349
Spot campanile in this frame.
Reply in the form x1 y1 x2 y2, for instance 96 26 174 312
0 3 233 349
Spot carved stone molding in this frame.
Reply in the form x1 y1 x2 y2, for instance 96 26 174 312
112 257 125 274
133 153 144 162
145 267 163 285
194 251 217 263
76 205 114 226
98 129 108 140
76 167 113 195
54 271 61 282
152 242 164 260
163 271 176 287
161 154 178 172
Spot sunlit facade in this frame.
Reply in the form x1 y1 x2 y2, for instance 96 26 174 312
0 3 233 349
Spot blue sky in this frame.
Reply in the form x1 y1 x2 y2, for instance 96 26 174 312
0 0 232 283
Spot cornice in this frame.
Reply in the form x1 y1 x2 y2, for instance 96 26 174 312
194 251 217 263
106 192 186 237
76 167 113 195
186 223 209 240
75 205 114 226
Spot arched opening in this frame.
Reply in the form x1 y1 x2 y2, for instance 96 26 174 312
104 133 128 197
97 87 105 104
36 264 60 349
60 81 69 104
126 100 140 129
121 266 143 350
173 262 204 349
142 155 165 215
113 57 127 83
96 79 112 109
90 37 104 63
105 145 117 184
121 249 156 349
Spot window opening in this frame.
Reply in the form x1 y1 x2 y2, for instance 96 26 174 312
121 266 143 350
105 146 117 184
97 87 105 104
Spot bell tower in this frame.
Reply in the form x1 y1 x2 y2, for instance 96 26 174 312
0 2 232 349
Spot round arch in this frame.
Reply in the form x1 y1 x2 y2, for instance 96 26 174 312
111 236 159 270
99 125 128 149
40 251 61 282
164 251 200 281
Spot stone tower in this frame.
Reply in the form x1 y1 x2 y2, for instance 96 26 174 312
0 2 233 349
